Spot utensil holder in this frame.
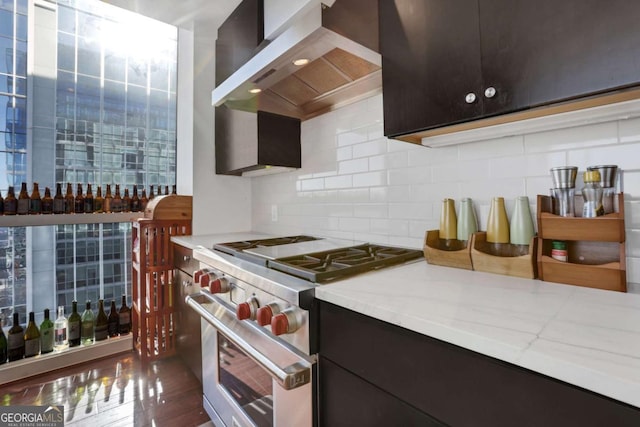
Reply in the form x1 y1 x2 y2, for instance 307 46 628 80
470 232 537 279
423 230 473 270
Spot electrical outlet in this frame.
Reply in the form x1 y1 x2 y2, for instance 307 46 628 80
271 205 278 222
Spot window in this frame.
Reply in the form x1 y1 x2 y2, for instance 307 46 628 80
0 0 178 326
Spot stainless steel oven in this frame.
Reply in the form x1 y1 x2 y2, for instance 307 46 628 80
186 236 423 427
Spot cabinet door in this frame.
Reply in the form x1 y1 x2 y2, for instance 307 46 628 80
319 357 444 427
480 0 640 116
380 0 484 137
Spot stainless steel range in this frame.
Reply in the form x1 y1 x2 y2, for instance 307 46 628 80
185 235 422 427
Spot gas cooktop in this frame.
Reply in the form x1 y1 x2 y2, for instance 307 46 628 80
267 244 423 283
211 235 423 283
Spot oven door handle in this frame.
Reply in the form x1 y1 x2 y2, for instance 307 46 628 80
186 293 313 390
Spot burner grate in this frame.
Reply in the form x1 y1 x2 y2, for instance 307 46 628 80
214 235 319 254
267 245 423 282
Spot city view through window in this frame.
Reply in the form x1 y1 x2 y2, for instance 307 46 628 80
0 0 177 325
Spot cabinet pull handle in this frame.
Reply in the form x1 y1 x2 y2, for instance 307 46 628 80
465 93 477 104
182 280 192 287
484 87 496 98
183 255 191 262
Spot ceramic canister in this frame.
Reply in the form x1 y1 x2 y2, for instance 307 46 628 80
509 196 535 245
457 198 478 241
439 198 457 240
486 197 510 244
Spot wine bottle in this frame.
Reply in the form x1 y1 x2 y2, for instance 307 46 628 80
157 186 162 198
24 311 40 357
148 185 155 200
17 182 29 215
94 299 108 341
94 186 104 213
64 183 75 214
7 312 24 361
104 184 113 213
108 300 119 337
4 186 16 215
131 185 140 212
68 301 81 347
140 189 149 211
111 185 123 213
54 305 68 351
0 189 4 215
84 183 94 213
53 183 65 214
164 185 169 195
0 320 7 364
74 183 84 214
81 301 94 345
41 187 53 214
0 315 9 365
29 182 42 214
40 308 54 354
118 295 131 335
122 188 131 212
171 185 177 195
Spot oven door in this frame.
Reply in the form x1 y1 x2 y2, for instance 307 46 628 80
187 293 314 427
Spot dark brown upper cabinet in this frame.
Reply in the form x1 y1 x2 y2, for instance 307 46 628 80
380 0 640 144
215 0 264 86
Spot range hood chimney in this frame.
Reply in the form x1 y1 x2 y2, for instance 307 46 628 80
212 0 381 120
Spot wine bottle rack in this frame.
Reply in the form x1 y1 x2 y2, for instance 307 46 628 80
132 196 192 363
536 193 626 292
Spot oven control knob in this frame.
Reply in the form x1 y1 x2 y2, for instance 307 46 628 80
236 297 260 321
256 302 282 326
210 277 230 294
271 308 302 336
196 269 217 288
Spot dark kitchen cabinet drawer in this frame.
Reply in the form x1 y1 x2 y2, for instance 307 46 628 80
318 357 444 427
318 301 640 427
380 0 640 141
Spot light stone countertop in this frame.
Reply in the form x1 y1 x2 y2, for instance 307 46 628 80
314 259 640 408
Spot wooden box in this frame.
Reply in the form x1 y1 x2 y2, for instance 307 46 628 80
470 232 537 279
144 195 192 220
536 194 626 292
423 230 473 270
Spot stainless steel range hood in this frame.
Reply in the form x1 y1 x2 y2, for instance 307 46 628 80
212 0 381 120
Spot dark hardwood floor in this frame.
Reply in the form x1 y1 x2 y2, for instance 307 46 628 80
0 351 211 427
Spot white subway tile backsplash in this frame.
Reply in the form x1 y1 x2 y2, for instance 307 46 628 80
337 130 368 147
339 217 370 232
619 116 640 143
568 143 640 171
251 93 640 293
338 158 369 174
336 146 352 161
353 171 386 187
325 175 352 189
353 204 388 219
353 139 387 158
388 166 430 186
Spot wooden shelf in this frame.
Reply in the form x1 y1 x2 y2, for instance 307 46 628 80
0 212 144 227
536 193 627 292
